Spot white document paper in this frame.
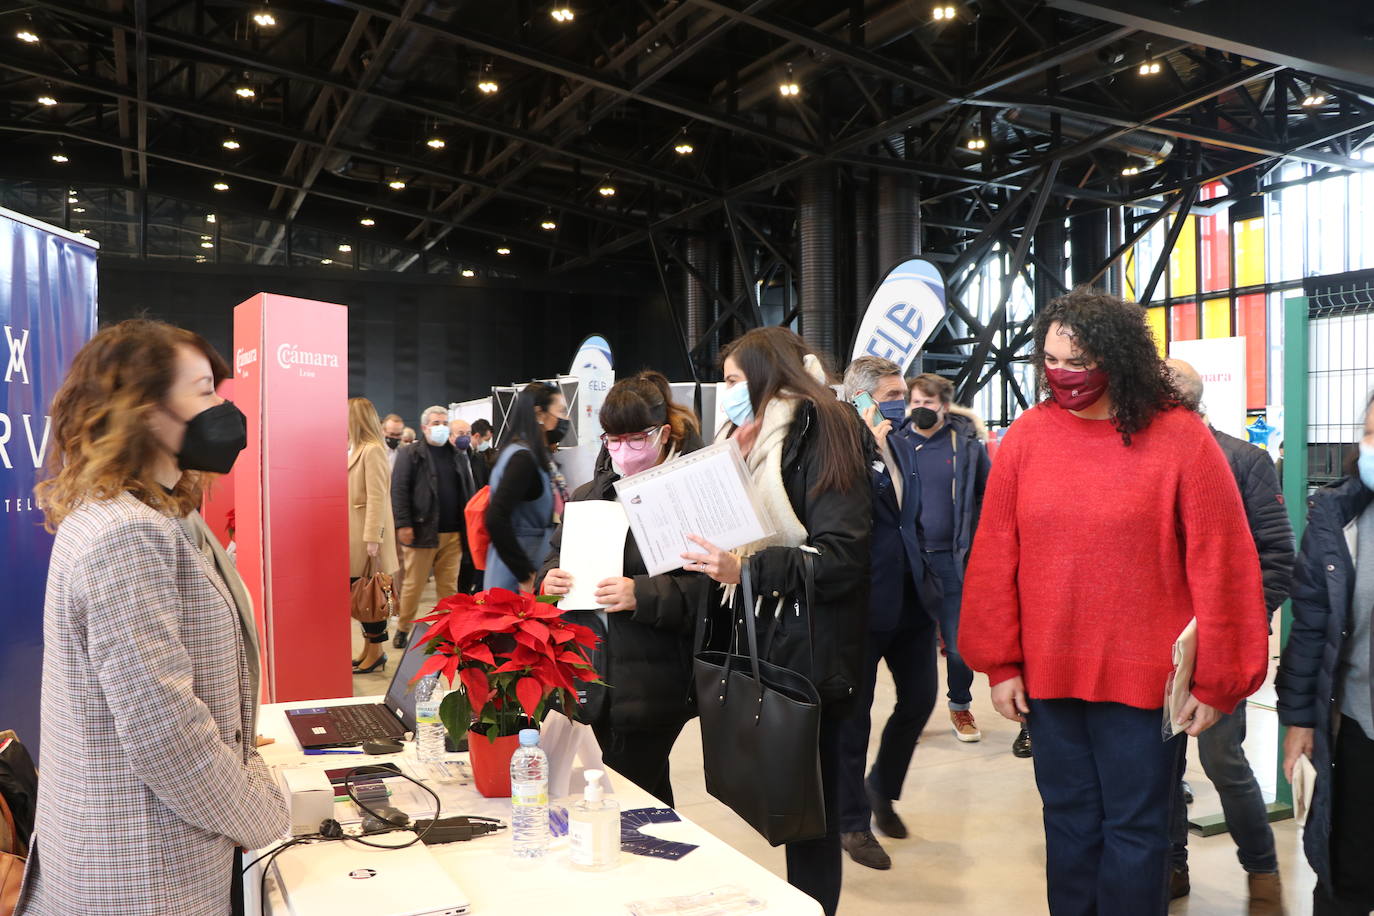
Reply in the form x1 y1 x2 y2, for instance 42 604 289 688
614 440 774 577
1164 617 1198 738
1293 753 1317 826
559 500 630 611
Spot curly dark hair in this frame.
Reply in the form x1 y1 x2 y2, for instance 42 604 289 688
1031 286 1180 446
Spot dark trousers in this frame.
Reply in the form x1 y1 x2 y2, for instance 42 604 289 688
785 711 844 916
836 598 939 832
1168 699 1277 873
924 550 974 708
591 720 686 807
1314 716 1374 914
1028 699 1184 916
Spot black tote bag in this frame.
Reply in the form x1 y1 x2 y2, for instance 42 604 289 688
693 561 825 847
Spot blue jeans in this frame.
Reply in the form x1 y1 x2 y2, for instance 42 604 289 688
1168 700 1278 874
1028 699 1185 916
924 550 974 709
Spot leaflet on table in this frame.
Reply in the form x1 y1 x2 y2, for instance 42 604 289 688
613 440 775 578
558 500 631 611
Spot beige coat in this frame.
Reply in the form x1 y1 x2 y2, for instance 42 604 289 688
349 442 399 577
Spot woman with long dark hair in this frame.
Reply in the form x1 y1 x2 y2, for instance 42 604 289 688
17 319 287 915
959 287 1270 915
539 373 703 804
1278 390 1374 915
484 382 571 592
682 327 870 916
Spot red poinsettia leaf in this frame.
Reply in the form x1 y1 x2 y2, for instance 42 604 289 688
556 649 591 666
491 659 527 674
515 677 543 719
440 654 461 687
462 643 496 667
410 653 448 685
517 617 550 642
549 628 576 644
459 667 490 707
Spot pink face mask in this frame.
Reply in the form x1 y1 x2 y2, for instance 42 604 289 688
606 427 665 477
1045 366 1109 410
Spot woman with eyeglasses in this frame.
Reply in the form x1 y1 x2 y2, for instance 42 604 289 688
484 382 572 593
540 372 703 804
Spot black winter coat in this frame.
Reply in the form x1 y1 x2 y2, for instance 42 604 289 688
390 441 475 549
538 451 701 733
1211 429 1295 615
1275 475 1373 888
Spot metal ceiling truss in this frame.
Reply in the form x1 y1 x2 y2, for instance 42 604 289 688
2 0 1371 398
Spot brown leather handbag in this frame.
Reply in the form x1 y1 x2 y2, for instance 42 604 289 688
0 793 23 916
350 558 394 624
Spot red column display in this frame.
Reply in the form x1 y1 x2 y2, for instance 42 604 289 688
233 294 351 703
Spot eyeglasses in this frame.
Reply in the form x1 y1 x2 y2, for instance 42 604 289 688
600 426 663 450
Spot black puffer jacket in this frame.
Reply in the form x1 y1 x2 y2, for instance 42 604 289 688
1211 429 1295 615
538 450 701 733
1275 475 1373 888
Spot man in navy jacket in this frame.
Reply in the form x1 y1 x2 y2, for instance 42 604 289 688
835 357 943 870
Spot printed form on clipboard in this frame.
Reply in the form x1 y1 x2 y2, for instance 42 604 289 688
613 440 776 577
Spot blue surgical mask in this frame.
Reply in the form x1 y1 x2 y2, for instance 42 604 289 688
721 381 755 427
1359 442 1374 491
476 439 492 452
426 425 449 446
878 399 908 424
453 434 472 450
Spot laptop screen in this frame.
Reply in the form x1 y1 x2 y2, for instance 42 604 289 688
383 619 434 733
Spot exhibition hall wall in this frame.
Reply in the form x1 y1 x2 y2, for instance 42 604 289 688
96 261 692 421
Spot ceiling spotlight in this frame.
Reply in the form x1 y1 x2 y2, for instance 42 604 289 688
37 94 57 106
252 9 276 27
51 152 68 163
778 79 800 97
67 195 78 204
1138 46 1162 76
201 235 212 241
206 213 217 223
461 268 476 278
674 141 694 155
496 246 511 256
17 29 39 43
71 207 85 213
966 135 987 151
426 136 446 150
933 4 957 20
551 6 574 22
598 184 616 197
359 215 375 227
320 258 334 265
338 244 352 253
235 86 256 100
78 228 90 235
213 180 230 191
222 137 241 150
1302 89 1326 107
1121 165 1141 176
478 79 499 94
200 241 214 249
388 178 407 190
540 218 557 231
195 256 206 262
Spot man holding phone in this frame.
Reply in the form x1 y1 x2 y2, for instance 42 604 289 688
835 357 943 870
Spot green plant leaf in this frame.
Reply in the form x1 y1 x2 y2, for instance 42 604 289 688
438 689 471 743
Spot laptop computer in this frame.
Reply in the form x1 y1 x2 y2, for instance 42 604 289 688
273 832 470 916
286 621 433 749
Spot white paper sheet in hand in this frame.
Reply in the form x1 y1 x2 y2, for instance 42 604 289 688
1163 617 1198 738
614 440 774 577
559 500 630 610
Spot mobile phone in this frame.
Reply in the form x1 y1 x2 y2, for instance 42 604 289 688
850 391 882 427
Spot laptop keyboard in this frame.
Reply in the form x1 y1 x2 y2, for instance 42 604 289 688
332 703 404 743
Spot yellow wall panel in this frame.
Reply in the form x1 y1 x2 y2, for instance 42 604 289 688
1168 215 1198 298
1202 297 1231 338
1146 306 1167 358
1234 218 1265 287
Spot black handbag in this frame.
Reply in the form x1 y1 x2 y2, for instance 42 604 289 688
693 560 825 847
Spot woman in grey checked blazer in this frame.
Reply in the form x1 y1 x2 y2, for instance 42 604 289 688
15 320 288 915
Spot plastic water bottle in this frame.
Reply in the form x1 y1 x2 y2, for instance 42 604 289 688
509 728 549 858
414 675 446 763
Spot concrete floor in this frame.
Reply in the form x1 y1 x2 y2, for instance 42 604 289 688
352 592 1321 915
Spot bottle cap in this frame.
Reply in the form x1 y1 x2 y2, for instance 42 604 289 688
518 728 540 747
583 769 604 802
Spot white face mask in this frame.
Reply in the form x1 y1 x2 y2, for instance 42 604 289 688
426 425 449 446
476 439 492 452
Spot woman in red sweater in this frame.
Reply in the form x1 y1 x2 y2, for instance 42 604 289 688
959 288 1269 916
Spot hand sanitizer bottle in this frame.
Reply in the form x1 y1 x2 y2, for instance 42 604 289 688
568 769 620 871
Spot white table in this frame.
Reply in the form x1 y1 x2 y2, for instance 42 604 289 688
250 696 822 916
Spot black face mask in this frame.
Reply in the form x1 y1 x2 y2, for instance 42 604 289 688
385 436 401 450
546 417 571 447
912 407 940 431
177 401 247 474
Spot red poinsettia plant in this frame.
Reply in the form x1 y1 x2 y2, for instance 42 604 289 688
410 588 600 742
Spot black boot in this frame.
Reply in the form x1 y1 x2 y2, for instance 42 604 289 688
1012 724 1033 758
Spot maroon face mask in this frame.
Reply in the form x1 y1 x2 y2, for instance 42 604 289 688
1045 366 1109 410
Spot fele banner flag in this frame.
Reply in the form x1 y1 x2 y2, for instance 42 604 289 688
0 207 98 761
850 258 948 373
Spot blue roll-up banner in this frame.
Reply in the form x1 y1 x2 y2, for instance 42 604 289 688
0 208 98 760
850 258 948 373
